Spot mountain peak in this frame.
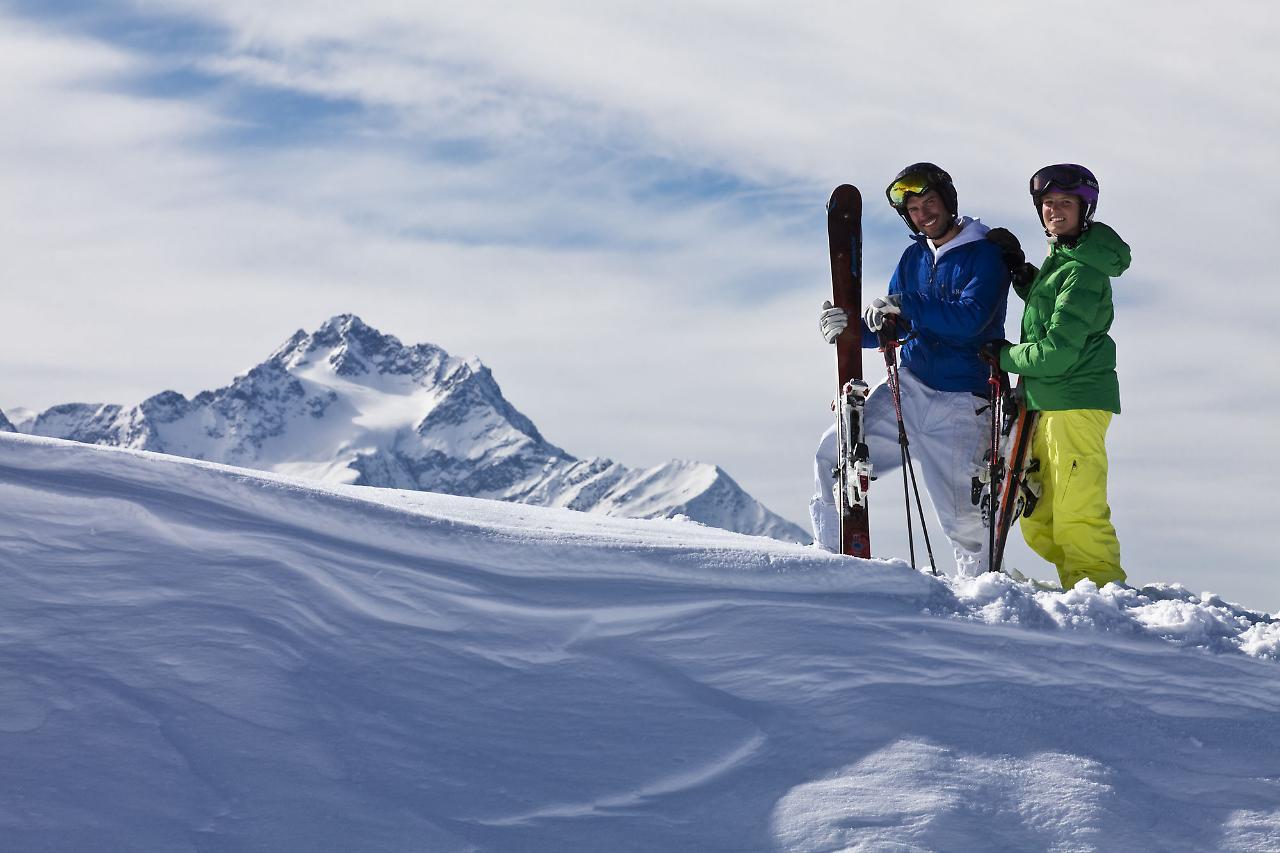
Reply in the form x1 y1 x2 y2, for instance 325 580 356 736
269 314 450 382
320 312 367 335
21 317 808 543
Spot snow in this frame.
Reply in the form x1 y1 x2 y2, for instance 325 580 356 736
16 314 809 542
3 405 39 432
948 574 1280 659
2 431 1279 852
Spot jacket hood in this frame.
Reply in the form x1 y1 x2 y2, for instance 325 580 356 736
914 216 990 261
1057 221 1131 278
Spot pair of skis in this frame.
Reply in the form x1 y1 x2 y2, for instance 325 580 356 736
825 184 935 570
977 373 1041 575
825 183 1037 573
826 185 872 558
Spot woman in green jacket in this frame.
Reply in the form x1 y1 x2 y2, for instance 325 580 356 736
989 164 1129 589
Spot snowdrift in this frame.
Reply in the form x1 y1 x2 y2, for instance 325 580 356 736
2 433 1279 852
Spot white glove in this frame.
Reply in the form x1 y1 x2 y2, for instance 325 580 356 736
862 295 902 332
819 300 849 344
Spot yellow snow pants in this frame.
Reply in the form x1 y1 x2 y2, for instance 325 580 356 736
1020 409 1126 590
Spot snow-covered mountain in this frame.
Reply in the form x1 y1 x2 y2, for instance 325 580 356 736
16 314 807 542
2 432 1279 851
0 408 14 432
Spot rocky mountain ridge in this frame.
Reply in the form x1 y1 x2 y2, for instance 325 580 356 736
6 315 807 542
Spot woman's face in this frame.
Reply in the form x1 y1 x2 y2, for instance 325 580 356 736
1041 192 1082 238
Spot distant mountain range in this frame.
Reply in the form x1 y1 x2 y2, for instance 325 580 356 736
3 315 807 542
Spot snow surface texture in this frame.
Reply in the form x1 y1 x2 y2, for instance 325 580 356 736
17 314 807 543
2 433 1279 852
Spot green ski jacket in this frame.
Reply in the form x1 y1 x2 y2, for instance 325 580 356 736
1000 221 1130 413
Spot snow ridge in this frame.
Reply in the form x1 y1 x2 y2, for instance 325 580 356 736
2 432 1279 852
18 314 807 542
946 572 1280 660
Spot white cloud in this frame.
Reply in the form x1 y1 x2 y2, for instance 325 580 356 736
2 1 1278 607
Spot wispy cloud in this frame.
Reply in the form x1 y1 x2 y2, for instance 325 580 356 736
2 0 1277 605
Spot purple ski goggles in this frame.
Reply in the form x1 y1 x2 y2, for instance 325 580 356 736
1029 164 1099 201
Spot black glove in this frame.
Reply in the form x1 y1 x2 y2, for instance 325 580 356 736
978 339 1013 367
989 228 1041 291
1011 261 1039 290
986 227 1025 272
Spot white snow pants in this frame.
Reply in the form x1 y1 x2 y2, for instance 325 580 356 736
810 367 990 576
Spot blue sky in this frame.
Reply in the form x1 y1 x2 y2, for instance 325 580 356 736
2 0 1277 606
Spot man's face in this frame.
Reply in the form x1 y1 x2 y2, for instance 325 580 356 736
905 190 952 240
1041 191 1082 238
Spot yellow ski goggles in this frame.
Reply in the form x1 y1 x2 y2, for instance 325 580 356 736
885 173 935 208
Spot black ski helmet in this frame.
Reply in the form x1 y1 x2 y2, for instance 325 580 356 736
885 162 958 233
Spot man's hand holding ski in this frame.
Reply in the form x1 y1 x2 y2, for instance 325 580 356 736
818 301 849 344
820 296 904 344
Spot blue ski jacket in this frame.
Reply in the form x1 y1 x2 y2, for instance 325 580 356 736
861 217 1010 395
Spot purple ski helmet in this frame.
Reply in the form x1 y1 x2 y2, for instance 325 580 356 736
1029 164 1099 228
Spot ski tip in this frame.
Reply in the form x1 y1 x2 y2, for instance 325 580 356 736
827 184 862 212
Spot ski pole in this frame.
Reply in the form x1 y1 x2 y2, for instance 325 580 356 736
877 322 938 576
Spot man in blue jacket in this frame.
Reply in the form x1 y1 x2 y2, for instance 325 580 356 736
812 163 1010 575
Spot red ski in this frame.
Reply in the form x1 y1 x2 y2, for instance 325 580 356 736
989 382 1040 574
827 184 871 558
